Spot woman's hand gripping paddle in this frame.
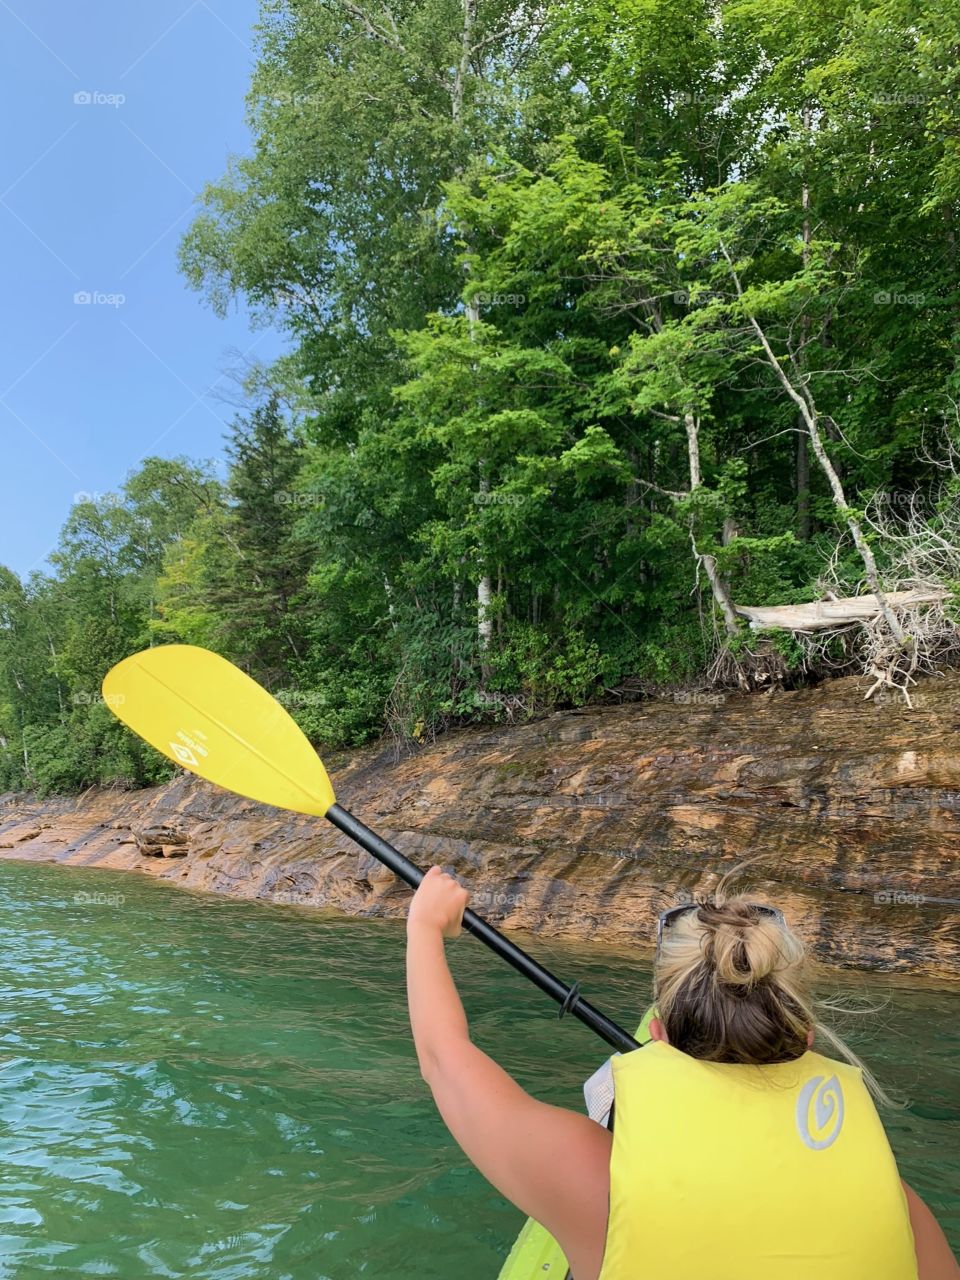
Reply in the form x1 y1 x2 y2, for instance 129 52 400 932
103 644 639 1054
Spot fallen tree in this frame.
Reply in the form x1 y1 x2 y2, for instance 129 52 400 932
734 588 949 632
726 587 956 706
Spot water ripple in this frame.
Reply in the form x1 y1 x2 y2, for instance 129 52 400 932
0 859 956 1278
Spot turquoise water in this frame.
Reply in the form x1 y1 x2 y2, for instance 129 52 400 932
0 861 957 1278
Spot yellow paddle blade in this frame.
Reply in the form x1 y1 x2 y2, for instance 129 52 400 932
102 644 337 818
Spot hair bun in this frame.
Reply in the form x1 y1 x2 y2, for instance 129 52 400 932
697 900 784 986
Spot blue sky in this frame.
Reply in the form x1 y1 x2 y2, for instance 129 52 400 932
1 1 286 579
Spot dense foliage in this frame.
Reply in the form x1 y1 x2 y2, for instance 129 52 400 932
5 0 960 792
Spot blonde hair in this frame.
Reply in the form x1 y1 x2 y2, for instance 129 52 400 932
653 859 900 1107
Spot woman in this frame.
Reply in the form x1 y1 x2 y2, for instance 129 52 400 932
406 864 960 1280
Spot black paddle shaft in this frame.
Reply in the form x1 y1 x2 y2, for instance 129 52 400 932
327 803 639 1054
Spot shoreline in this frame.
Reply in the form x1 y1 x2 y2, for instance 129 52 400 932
3 850 959 995
2 671 959 980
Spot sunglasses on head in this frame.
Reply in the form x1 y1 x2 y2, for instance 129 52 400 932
655 900 785 957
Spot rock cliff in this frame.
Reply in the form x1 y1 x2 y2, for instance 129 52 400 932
1 671 958 978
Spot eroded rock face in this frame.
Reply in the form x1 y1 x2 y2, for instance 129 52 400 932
0 671 958 978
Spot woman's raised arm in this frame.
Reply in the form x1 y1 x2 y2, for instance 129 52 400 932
405 867 612 1280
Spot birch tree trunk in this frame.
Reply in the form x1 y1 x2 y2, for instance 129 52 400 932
718 241 908 645
451 0 493 657
797 104 813 541
684 410 741 636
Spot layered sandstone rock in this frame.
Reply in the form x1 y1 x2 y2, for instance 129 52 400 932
1 670 958 977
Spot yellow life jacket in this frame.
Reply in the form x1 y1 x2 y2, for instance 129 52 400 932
598 1040 918 1280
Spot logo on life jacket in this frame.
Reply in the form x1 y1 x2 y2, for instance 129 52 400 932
795 1073 845 1149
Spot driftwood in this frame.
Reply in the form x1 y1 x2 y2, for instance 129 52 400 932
734 588 949 632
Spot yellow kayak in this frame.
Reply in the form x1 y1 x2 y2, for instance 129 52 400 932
496 1007 655 1279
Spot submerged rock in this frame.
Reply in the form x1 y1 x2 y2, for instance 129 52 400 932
0 671 958 978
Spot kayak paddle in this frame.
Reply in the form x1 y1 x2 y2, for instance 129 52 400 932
102 644 639 1054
